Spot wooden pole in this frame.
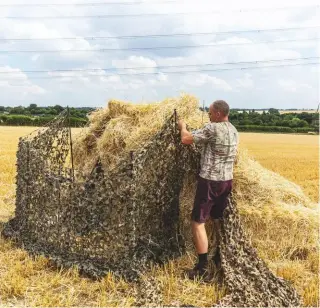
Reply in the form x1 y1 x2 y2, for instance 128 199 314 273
67 106 75 181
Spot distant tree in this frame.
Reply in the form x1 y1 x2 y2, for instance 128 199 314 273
32 108 46 115
45 108 58 115
289 118 302 128
268 108 280 115
284 114 294 121
0 106 5 112
253 119 263 125
10 106 25 114
281 120 290 127
6 115 33 125
53 105 64 114
298 120 309 127
29 103 37 109
297 112 313 124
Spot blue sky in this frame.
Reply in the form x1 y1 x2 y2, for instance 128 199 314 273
0 0 319 109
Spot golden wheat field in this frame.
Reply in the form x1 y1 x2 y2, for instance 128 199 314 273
0 126 319 307
239 133 319 203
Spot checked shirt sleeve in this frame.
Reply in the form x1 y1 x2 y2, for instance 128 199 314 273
191 123 215 145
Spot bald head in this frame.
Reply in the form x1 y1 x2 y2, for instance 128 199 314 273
211 100 229 116
209 100 230 122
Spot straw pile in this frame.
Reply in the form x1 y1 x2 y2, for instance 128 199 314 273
73 94 318 306
73 95 203 173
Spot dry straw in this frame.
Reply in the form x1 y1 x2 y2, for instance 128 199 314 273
74 93 317 258
75 94 318 304
0 96 318 306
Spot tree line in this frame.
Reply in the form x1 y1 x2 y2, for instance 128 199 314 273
0 104 318 133
0 104 93 127
201 107 319 133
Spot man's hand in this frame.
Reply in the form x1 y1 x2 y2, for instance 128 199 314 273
177 120 194 144
178 119 186 130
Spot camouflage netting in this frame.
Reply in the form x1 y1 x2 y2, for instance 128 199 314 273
2 109 196 280
2 96 303 307
216 198 301 307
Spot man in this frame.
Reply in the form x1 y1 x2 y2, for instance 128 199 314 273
178 100 239 280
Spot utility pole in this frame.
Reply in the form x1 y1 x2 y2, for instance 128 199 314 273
67 106 75 181
202 100 205 125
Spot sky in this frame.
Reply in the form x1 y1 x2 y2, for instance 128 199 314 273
0 0 319 109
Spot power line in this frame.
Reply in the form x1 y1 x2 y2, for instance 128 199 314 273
0 1 178 7
3 62 319 81
2 5 319 19
1 57 318 74
0 26 318 42
1 1 318 8
0 38 318 53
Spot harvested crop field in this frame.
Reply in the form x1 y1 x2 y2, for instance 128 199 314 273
239 133 318 203
0 97 318 307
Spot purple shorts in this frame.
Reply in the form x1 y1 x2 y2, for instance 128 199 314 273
191 177 232 222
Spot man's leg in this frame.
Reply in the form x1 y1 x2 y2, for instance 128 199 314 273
187 177 213 280
186 220 209 280
192 221 208 266
192 221 208 253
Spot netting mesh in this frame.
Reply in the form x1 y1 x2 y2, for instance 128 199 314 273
216 197 301 307
2 111 194 278
2 110 302 307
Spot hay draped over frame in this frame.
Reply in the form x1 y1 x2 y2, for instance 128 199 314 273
73 95 203 173
72 95 316 306
3 94 317 307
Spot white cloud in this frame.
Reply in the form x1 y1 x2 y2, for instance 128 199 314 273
278 79 313 92
236 73 254 89
0 12 101 63
0 66 46 96
216 37 252 45
101 75 121 83
0 0 318 108
157 73 168 82
112 56 157 73
184 74 232 91
207 76 233 91
112 55 157 68
31 54 40 62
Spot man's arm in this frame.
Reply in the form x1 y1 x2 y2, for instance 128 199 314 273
178 120 214 145
178 120 194 144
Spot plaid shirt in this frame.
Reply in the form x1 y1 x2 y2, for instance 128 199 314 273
191 121 239 181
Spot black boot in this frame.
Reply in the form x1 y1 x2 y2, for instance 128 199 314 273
186 261 213 282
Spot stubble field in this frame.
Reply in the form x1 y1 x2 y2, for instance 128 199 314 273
0 126 318 306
